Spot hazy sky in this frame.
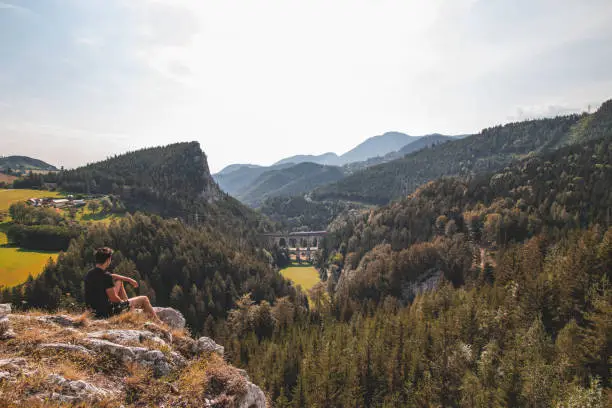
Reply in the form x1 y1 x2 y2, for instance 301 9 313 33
1 0 611 172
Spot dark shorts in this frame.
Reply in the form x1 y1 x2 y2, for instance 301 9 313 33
107 301 130 317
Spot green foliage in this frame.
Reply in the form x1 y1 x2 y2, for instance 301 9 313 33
226 227 610 407
12 172 45 189
9 202 64 226
7 224 80 251
258 195 362 231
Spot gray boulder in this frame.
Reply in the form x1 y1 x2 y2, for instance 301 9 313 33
47 373 113 403
153 307 186 329
0 304 11 316
237 381 267 408
39 343 92 356
144 322 173 342
85 338 141 362
87 329 166 347
37 315 78 327
0 358 26 372
0 316 15 340
195 337 224 357
0 305 15 340
86 338 184 377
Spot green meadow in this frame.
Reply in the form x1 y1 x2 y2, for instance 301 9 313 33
279 263 321 292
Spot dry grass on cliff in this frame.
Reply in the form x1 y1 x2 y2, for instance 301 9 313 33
0 310 258 407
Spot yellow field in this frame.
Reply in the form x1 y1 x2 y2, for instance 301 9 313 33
280 264 320 291
0 244 58 288
0 189 60 213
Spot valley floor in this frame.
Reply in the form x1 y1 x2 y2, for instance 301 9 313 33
279 264 320 292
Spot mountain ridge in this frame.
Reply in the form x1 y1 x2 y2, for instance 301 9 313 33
337 131 420 164
273 152 339 167
214 132 458 206
312 102 612 204
0 155 57 172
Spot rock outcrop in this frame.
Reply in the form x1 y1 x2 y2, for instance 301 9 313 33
0 304 15 340
0 304 267 407
153 306 186 329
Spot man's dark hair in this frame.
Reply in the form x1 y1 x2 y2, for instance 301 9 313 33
94 247 113 264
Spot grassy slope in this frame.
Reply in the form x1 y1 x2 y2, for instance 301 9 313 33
279 264 320 291
71 205 125 225
0 247 57 288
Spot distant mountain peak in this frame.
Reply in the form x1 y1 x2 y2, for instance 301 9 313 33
273 152 339 167
217 163 263 176
338 131 420 164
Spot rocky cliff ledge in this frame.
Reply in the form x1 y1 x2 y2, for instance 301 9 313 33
0 304 266 407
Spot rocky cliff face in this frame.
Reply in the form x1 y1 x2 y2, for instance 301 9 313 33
0 305 266 407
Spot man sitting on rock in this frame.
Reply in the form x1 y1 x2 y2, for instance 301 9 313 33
84 247 162 324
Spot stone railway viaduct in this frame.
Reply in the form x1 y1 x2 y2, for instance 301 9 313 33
262 231 328 250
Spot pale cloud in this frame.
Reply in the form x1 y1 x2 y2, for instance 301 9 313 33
74 35 104 48
0 1 30 13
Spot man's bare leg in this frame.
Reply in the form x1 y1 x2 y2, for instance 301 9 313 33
114 280 129 302
129 296 162 324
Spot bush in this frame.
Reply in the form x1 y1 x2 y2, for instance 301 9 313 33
7 224 80 251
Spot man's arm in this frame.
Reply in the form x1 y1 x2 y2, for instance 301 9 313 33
111 273 139 288
106 287 123 303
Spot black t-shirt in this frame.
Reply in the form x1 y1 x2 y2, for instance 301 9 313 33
84 267 114 317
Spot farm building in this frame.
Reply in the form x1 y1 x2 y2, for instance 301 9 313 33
52 199 70 208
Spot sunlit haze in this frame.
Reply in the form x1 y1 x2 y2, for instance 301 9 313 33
1 0 611 172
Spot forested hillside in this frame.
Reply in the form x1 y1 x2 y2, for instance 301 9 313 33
54 142 218 203
221 133 612 406
323 136 612 302
228 228 610 406
313 101 612 204
237 162 346 207
342 134 457 174
42 142 267 233
397 134 455 155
